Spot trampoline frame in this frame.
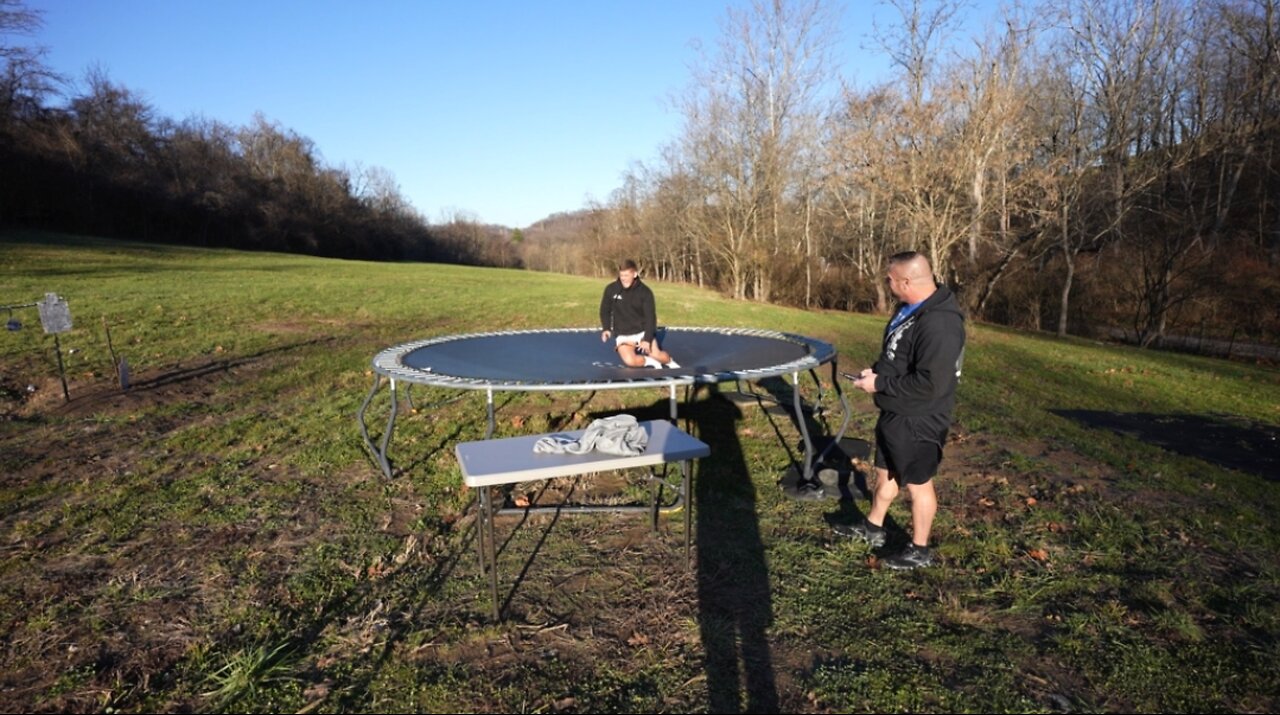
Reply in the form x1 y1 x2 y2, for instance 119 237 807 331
357 326 850 487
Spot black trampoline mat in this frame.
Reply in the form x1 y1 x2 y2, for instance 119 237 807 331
399 329 818 384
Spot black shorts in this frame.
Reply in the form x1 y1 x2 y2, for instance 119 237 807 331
874 411 951 485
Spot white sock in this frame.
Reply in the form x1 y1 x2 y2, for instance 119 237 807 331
665 359 680 368
643 356 663 368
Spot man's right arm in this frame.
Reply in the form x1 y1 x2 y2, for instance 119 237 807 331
599 283 613 332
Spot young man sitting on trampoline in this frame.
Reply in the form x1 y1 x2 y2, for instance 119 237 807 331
599 259 680 369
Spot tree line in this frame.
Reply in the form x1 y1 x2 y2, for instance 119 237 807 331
3 0 1277 351
0 0 521 268
522 0 1279 351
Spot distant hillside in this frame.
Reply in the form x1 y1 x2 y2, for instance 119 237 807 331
525 209 596 243
520 209 610 277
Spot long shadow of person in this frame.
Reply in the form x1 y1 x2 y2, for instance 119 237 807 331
685 383 780 713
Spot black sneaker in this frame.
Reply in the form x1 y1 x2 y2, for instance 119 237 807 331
883 543 934 570
832 517 886 547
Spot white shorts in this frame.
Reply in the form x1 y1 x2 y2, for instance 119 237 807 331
614 331 646 348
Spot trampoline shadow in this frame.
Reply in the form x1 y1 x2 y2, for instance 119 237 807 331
749 376 865 501
1052 409 1280 481
811 435 873 501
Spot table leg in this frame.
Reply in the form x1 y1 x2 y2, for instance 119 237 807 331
481 486 499 621
683 458 692 568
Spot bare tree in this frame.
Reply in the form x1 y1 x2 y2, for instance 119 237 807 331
0 0 59 130
824 84 901 310
353 164 411 217
870 0 970 281
677 0 838 300
1215 0 1280 263
1020 0 1180 337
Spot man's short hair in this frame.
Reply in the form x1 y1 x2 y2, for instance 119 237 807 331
619 259 638 272
888 251 935 282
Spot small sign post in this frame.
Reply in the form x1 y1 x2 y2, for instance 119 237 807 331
37 293 72 402
102 315 130 391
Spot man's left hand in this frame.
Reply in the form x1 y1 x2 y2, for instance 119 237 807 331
851 369 878 393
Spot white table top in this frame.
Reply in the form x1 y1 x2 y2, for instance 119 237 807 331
456 419 710 487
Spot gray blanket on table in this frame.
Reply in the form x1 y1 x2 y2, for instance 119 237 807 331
533 414 648 456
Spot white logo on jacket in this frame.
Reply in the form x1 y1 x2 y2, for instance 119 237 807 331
885 316 917 361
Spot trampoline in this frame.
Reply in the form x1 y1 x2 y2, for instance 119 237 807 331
357 326 850 483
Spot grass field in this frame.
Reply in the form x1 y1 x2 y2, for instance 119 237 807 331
2 230 1278 713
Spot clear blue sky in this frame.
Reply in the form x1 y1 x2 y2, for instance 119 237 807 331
26 0 1000 228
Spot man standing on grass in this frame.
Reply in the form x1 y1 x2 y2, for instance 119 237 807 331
843 251 966 569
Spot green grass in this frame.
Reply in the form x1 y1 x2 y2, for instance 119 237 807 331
1 229 1278 713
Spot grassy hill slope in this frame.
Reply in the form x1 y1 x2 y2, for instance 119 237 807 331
2 230 1277 712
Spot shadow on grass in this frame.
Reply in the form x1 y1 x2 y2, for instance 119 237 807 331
364 389 519 478
1052 409 1280 481
541 390 785 710
685 384 780 713
130 338 332 390
205 491 483 713
747 375 871 502
42 337 333 418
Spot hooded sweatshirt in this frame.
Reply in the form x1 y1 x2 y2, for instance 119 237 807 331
872 284 966 417
600 277 657 343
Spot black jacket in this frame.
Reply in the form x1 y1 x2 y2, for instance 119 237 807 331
600 278 657 342
872 284 966 417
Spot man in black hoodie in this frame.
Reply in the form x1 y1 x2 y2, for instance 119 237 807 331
841 251 966 569
599 259 679 368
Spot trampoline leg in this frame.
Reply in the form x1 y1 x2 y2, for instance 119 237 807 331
357 373 394 479
793 371 816 482
377 379 399 477
485 388 496 440
824 360 852 460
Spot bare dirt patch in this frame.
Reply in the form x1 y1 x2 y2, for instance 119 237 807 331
0 339 368 711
